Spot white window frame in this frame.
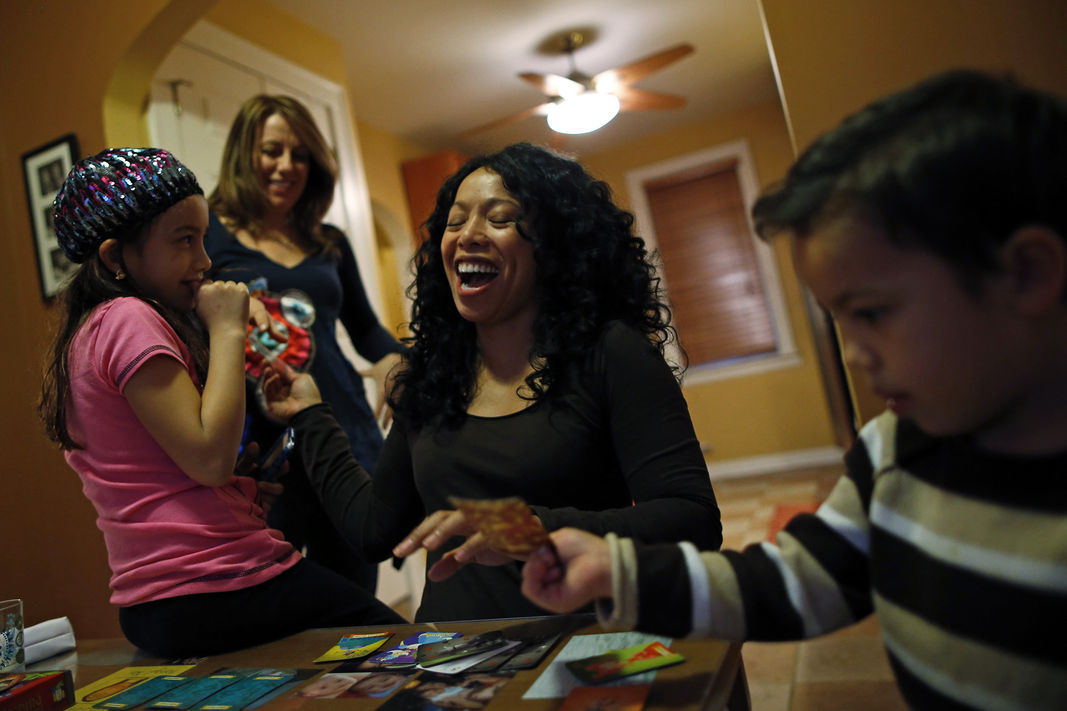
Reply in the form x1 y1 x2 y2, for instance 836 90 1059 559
626 139 798 384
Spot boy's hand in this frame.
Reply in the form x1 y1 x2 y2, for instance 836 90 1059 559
521 528 613 614
196 280 250 334
259 361 323 421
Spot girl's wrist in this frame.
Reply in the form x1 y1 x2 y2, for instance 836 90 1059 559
207 322 248 342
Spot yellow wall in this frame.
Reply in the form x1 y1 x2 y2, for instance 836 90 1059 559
584 102 839 461
353 120 435 335
0 0 366 638
10 0 1061 641
760 0 1067 424
1 0 215 639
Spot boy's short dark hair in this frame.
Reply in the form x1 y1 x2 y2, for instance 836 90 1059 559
752 70 1067 278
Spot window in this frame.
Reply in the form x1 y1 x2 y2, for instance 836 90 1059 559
626 140 797 383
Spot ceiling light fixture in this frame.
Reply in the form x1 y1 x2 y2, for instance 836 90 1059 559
546 91 621 134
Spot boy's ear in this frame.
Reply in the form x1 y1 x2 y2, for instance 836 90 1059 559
1000 225 1066 314
97 238 124 276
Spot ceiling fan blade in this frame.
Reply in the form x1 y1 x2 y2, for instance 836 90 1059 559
592 42 694 92
459 102 555 136
616 87 687 111
519 72 585 98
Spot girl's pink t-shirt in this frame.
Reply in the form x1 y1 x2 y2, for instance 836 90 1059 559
65 297 299 606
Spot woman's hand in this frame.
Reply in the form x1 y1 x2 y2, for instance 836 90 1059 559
521 528 613 614
249 296 288 344
359 352 403 429
393 509 515 582
260 361 323 421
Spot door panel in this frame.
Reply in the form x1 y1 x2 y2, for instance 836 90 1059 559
146 28 414 612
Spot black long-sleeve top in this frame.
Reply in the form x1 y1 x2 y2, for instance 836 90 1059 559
291 321 722 622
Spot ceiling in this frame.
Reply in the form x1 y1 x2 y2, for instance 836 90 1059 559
268 0 782 158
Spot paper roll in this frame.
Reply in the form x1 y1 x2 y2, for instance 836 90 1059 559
23 617 76 664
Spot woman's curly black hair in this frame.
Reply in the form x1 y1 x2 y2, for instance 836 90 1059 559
390 142 680 428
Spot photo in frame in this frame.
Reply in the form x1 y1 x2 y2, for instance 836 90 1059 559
22 133 79 299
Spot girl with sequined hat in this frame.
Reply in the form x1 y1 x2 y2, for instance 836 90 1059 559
39 147 403 658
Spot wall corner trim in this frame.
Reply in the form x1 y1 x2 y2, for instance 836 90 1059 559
707 446 844 481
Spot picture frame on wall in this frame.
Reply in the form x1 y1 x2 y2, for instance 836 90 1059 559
22 133 79 300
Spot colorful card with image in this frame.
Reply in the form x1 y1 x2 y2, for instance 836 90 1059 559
565 641 684 684
376 671 512 711
558 683 651 711
145 673 244 709
313 632 394 663
448 496 550 555
419 641 522 675
336 672 408 699
415 632 510 667
360 632 461 670
92 676 193 709
190 669 299 711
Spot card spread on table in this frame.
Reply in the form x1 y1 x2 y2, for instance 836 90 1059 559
313 632 394 663
418 641 523 675
189 670 300 711
92 676 192 709
376 671 512 711
415 632 510 666
72 667 197 711
499 632 565 671
565 641 684 684
558 683 651 711
448 496 550 555
74 668 312 711
361 632 461 669
145 673 243 708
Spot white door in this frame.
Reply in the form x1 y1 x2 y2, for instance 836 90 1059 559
146 21 424 614
146 21 382 314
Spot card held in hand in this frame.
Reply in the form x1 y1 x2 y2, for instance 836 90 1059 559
448 496 549 555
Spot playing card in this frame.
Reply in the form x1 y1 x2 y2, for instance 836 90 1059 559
376 671 511 711
313 632 393 663
415 632 509 667
564 641 684 684
361 632 461 670
557 683 651 711
499 633 564 671
448 496 550 555
190 671 296 711
144 674 243 709
92 676 192 709
419 641 523 675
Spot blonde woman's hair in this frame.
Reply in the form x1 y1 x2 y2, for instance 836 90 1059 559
209 94 339 254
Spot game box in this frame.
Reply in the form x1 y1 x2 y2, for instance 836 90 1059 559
0 671 75 711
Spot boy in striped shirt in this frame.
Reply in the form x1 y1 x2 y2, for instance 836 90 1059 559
520 70 1067 710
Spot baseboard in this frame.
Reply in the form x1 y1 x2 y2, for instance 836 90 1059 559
706 446 845 481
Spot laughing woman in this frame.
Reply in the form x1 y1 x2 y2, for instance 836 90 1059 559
263 142 722 621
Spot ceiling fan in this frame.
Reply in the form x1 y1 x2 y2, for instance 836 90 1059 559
463 31 694 136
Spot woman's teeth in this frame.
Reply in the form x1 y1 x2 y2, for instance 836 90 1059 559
457 262 499 288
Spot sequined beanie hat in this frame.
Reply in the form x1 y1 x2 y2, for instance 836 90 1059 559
53 147 203 264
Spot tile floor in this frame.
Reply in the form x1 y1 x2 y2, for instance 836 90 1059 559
712 465 909 711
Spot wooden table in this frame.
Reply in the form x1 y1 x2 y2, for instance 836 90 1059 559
33 617 743 710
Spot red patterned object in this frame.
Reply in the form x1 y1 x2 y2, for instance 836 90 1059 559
245 289 315 381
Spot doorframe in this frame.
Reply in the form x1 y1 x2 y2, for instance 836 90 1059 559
626 139 799 384
163 20 385 317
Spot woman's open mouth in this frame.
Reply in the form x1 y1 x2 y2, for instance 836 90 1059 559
457 261 499 293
